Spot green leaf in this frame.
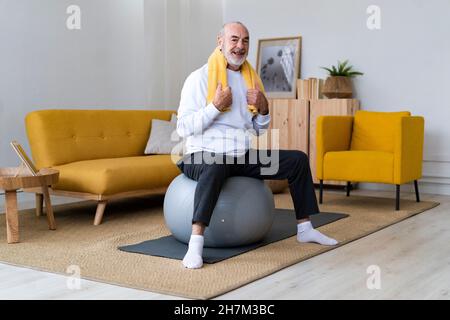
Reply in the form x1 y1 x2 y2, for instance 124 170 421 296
341 65 353 74
331 65 338 75
337 60 347 74
347 71 364 77
320 67 333 75
341 60 349 69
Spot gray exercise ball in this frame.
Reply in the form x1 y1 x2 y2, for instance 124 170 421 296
163 174 275 248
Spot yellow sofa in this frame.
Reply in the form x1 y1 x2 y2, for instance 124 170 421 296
316 110 424 210
25 109 181 224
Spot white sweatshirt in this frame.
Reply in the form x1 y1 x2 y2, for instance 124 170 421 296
176 64 271 156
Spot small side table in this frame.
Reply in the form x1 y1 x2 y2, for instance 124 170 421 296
0 167 59 244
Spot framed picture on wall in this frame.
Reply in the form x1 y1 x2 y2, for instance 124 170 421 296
256 36 302 99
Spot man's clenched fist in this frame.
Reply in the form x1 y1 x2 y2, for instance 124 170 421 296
246 82 268 115
213 83 232 112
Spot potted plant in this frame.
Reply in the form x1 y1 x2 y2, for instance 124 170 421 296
321 60 363 98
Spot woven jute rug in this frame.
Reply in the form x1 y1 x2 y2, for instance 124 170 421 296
0 192 439 299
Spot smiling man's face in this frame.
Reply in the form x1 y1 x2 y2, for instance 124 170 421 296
218 23 249 69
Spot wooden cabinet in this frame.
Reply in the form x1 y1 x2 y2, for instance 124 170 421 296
267 99 309 153
253 99 309 154
263 98 359 186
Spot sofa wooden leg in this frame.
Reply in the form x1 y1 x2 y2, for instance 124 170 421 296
41 184 56 230
319 180 323 204
35 193 44 217
396 185 400 211
346 182 351 197
94 201 107 226
414 180 420 202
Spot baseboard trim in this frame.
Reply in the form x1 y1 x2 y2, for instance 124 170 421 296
359 179 450 196
423 153 450 163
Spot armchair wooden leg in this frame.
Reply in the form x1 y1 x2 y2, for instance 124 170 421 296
319 180 323 204
414 180 420 202
94 201 107 226
35 193 44 217
346 182 351 197
396 185 400 211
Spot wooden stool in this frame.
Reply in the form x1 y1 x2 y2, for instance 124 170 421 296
0 167 59 244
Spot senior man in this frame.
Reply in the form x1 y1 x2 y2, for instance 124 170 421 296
176 22 337 269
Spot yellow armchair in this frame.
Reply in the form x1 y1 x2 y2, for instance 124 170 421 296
316 110 424 210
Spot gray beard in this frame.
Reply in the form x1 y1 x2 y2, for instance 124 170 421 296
222 45 246 67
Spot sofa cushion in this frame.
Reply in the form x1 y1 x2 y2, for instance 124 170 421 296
144 118 183 155
324 150 394 183
350 110 410 153
52 155 181 195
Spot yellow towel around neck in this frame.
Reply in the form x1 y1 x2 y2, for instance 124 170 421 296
207 47 265 115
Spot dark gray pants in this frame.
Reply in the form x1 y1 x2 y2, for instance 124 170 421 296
176 149 319 226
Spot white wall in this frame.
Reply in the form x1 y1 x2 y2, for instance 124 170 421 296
223 0 450 194
146 0 223 109
0 0 222 167
0 0 147 166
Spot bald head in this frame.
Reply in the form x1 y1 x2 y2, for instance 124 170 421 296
217 22 250 70
218 21 249 38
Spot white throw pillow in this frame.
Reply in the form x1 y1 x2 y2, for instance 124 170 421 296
144 117 183 155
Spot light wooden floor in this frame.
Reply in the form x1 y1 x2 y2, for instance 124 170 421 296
0 189 449 300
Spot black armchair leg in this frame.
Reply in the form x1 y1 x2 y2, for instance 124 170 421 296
414 180 420 202
346 181 351 197
319 180 323 204
396 184 400 211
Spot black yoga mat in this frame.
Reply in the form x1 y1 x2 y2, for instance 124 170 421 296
118 209 348 264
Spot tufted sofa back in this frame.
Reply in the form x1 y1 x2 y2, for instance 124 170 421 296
25 109 176 169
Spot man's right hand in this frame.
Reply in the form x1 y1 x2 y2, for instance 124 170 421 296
212 83 232 112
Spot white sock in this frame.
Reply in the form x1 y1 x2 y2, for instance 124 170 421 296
182 235 204 269
297 221 338 246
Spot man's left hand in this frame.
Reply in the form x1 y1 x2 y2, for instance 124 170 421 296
247 82 269 115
